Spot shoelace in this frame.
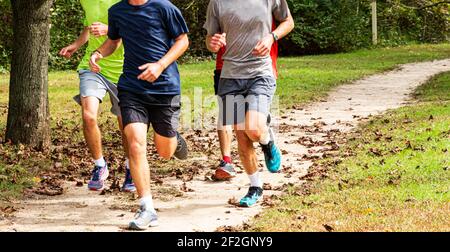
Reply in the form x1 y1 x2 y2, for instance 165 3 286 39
244 187 261 199
134 209 144 219
91 166 101 181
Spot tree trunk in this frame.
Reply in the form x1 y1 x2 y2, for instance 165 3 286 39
6 0 53 149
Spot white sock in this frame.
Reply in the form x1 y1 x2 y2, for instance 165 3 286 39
140 195 156 214
259 130 271 145
125 158 130 170
94 157 106 167
248 172 263 188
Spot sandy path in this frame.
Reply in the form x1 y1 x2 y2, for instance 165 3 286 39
1 59 449 232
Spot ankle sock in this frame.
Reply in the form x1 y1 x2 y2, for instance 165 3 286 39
248 172 263 188
125 158 130 170
94 157 106 167
259 131 271 145
223 156 232 164
140 195 157 214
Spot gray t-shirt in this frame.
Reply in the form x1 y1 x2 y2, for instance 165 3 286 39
204 0 290 79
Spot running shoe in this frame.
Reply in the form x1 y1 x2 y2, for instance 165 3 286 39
174 132 188 160
214 160 236 180
239 186 263 207
128 206 159 230
88 164 109 191
122 168 136 192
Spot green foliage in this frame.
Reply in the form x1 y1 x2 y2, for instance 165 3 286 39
0 0 448 70
0 1 12 73
284 0 450 54
49 0 85 70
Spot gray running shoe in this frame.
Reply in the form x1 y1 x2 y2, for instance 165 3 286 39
128 206 159 230
214 160 236 180
174 132 189 160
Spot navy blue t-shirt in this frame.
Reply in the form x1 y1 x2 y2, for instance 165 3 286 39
108 0 189 95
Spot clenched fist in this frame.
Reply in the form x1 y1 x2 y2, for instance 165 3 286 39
252 34 274 57
89 51 103 73
137 62 165 83
208 33 226 53
89 22 108 37
59 44 78 59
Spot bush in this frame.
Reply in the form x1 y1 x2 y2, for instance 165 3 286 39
283 0 450 55
0 1 12 73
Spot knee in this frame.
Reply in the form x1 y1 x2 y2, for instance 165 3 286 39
82 111 97 128
245 129 262 142
128 139 146 157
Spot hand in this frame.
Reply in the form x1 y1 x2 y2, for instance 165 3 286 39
89 22 108 37
89 51 103 73
137 62 165 83
208 33 226 52
59 44 78 59
252 34 274 57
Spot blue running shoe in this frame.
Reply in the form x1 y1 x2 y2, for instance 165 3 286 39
122 169 136 193
239 187 263 207
88 164 109 191
261 140 282 173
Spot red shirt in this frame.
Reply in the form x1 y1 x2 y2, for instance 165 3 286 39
216 21 279 79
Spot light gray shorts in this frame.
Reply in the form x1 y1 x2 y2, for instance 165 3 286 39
217 76 276 126
74 69 121 116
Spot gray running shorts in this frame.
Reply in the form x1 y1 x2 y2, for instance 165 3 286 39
74 69 121 117
217 76 276 126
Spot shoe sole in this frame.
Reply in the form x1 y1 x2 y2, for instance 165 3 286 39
88 168 109 191
239 200 261 208
214 169 236 181
128 220 159 230
122 187 137 193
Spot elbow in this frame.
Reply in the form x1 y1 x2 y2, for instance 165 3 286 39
180 34 189 53
288 16 295 33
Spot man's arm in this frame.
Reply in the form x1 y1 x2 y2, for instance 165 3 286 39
89 38 122 73
59 27 90 59
253 14 294 57
137 33 189 83
272 15 295 41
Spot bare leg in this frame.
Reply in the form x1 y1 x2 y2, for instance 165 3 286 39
117 116 129 159
244 110 269 143
124 123 150 198
81 97 102 160
235 129 258 176
218 125 233 158
154 132 177 160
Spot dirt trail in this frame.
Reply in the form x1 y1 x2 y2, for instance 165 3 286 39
1 59 449 232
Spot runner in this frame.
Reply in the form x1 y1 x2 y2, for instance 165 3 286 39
89 0 189 230
213 21 280 181
59 0 136 192
204 0 294 206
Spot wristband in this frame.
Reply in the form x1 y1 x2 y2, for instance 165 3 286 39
271 32 279 42
92 50 103 58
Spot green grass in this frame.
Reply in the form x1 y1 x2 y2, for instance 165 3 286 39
0 43 449 200
249 72 450 232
